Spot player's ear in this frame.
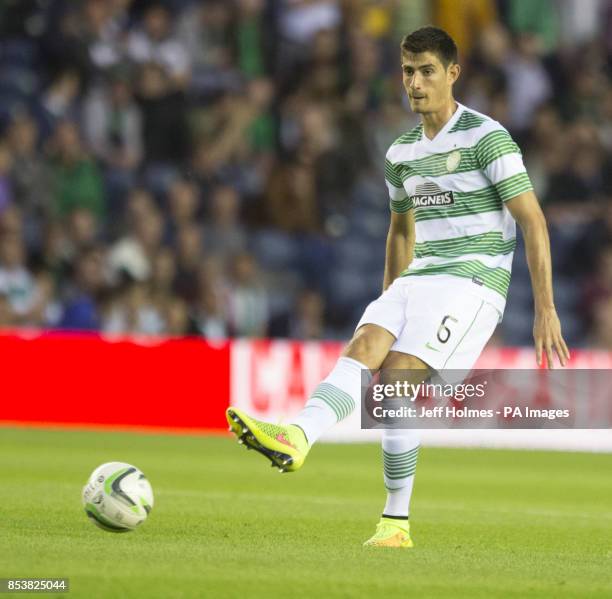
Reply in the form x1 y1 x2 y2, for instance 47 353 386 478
448 63 460 85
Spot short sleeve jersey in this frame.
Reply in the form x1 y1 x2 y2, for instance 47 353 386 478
384 103 533 315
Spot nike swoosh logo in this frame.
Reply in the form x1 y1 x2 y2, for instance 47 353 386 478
275 434 295 448
425 342 440 352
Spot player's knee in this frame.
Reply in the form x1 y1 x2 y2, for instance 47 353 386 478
342 324 391 369
380 352 430 386
381 353 429 370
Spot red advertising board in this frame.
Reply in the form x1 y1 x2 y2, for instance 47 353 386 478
0 331 230 432
1 332 611 434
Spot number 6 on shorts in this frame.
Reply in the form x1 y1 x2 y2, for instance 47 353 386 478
436 315 458 344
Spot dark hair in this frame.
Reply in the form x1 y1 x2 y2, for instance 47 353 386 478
401 26 458 67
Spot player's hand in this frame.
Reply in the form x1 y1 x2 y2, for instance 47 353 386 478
533 306 570 368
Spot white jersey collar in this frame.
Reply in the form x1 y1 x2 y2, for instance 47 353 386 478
420 101 464 146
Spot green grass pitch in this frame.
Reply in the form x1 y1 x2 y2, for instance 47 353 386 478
1 427 611 598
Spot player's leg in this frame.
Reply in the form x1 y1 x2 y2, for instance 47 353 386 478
226 280 409 471
226 325 395 472
288 324 396 446
363 351 430 548
365 278 502 547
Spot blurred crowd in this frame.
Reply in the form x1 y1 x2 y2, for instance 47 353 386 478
0 0 610 347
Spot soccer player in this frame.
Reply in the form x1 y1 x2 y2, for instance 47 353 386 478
226 27 570 547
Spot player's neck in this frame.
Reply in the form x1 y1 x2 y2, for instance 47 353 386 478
420 99 458 140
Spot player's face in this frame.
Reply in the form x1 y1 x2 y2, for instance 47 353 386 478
401 51 458 113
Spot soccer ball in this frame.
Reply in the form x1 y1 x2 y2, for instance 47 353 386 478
82 462 154 532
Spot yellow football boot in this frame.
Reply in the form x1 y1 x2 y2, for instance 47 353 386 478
226 407 309 473
363 517 414 548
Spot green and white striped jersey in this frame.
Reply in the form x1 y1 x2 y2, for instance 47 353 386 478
385 102 533 316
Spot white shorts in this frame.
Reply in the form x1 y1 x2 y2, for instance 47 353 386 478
355 276 501 373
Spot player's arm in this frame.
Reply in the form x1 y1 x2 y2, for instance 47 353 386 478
505 191 570 368
383 155 415 291
383 209 415 291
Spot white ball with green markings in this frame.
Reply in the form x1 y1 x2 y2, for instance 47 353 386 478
82 462 154 532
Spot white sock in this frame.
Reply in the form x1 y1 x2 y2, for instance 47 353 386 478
382 428 420 518
291 357 369 444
